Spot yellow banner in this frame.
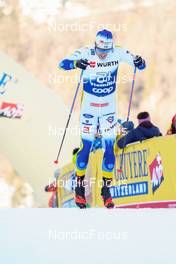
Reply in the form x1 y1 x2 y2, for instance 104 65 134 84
57 135 176 208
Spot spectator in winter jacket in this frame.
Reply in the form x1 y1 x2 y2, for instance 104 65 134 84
117 112 162 149
166 114 176 135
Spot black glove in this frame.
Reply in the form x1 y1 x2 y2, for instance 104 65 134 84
133 55 144 67
75 59 89 70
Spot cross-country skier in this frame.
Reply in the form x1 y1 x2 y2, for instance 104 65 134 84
59 29 146 209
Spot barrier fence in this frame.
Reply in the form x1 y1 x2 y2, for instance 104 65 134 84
57 135 176 208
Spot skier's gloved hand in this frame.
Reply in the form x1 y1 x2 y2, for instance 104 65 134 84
117 119 134 131
75 59 89 70
133 55 145 69
122 121 134 131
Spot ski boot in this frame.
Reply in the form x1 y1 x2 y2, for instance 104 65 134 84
101 177 115 209
75 176 87 209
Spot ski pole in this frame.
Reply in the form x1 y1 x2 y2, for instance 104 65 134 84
117 66 137 173
54 69 84 165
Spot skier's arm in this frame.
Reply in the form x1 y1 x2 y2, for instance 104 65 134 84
117 130 137 149
119 47 146 70
58 48 89 71
117 119 134 131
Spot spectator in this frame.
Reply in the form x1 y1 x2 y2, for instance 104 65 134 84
117 111 162 149
166 114 176 135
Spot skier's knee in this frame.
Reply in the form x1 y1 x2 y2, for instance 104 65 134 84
76 139 93 172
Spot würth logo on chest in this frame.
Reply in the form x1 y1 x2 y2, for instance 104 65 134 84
89 61 119 68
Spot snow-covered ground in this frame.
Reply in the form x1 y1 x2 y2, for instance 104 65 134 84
1 209 176 263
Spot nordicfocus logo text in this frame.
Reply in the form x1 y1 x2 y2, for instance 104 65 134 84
92 86 113 94
90 61 119 68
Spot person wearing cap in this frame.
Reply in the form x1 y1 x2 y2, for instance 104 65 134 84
166 114 176 135
59 29 146 209
117 111 162 149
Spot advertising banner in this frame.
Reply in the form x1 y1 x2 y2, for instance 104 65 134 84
57 135 176 208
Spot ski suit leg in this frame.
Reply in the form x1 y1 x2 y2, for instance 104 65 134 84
76 111 97 177
99 112 117 179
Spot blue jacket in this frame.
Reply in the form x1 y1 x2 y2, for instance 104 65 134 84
118 121 162 149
